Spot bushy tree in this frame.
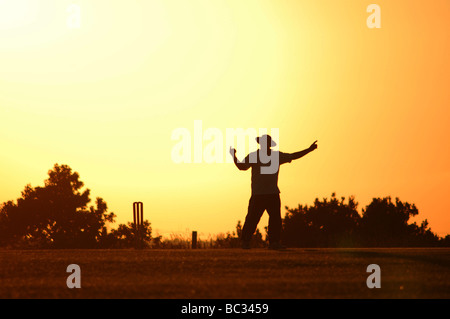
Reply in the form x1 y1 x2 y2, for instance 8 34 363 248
105 220 152 248
360 197 440 246
282 194 444 247
0 164 115 248
283 193 360 247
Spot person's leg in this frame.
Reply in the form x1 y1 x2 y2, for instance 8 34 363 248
266 194 282 246
241 195 266 247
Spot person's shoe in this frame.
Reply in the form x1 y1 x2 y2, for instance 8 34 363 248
241 241 251 249
268 242 286 250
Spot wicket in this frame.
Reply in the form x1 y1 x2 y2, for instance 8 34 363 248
133 202 144 248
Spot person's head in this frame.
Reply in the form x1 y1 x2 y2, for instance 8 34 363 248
256 134 276 150
255 135 279 174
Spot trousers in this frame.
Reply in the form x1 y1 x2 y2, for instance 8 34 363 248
241 194 281 244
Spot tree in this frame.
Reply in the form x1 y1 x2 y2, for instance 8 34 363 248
283 193 361 247
107 220 152 248
360 197 440 246
282 203 310 247
282 194 444 248
0 164 115 248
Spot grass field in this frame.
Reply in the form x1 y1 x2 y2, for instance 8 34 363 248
0 248 449 299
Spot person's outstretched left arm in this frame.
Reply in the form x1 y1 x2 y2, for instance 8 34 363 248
288 140 318 161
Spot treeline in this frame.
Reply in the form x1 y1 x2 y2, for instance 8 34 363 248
182 194 450 248
0 164 448 249
0 164 152 249
281 194 449 247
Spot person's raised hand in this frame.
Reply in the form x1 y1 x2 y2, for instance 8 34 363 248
309 140 318 151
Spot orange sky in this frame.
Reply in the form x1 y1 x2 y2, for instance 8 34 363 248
0 0 449 238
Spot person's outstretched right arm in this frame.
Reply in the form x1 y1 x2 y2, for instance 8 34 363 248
230 147 251 171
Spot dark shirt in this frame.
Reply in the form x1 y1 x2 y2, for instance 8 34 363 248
240 150 293 195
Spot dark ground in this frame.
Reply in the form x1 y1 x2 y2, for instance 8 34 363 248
0 248 449 299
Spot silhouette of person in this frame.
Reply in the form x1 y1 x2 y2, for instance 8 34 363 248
230 135 318 249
